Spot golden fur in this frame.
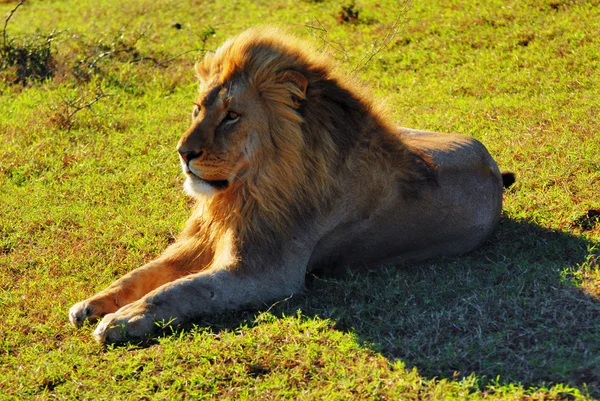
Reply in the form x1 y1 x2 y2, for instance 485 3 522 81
187 28 433 251
69 28 507 343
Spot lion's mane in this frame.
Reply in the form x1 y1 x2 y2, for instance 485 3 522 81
180 27 433 264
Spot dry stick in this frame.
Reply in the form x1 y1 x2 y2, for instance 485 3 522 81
57 87 112 129
305 2 411 74
351 4 411 74
132 48 208 68
88 23 210 71
2 0 25 49
263 294 294 316
87 26 148 72
305 18 350 60
65 92 109 122
132 28 215 67
129 23 214 67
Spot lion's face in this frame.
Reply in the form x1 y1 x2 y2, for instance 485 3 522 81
177 80 266 197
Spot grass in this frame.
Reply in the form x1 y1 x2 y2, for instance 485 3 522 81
1 0 599 399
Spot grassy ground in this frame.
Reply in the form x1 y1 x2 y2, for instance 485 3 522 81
1 0 599 399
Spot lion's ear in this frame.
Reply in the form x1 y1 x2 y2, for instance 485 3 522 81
277 70 308 101
195 52 214 85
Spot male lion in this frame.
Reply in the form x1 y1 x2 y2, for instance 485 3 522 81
69 28 513 343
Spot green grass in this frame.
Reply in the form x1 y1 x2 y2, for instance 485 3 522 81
1 0 599 399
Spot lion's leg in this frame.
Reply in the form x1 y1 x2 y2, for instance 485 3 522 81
69 239 213 328
93 264 306 343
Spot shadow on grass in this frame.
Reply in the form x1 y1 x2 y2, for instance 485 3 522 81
234 217 599 397
150 217 599 396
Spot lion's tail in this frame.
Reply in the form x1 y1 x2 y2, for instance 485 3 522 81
501 171 516 189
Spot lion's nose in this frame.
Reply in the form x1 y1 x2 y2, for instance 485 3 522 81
178 149 203 163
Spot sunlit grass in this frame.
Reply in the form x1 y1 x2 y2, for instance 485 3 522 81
1 0 599 399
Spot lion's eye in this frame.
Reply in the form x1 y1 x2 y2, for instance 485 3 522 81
226 111 240 121
222 110 240 125
192 103 201 119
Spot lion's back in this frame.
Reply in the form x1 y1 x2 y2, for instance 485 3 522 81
307 129 504 271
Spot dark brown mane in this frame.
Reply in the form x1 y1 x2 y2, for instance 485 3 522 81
192 27 436 249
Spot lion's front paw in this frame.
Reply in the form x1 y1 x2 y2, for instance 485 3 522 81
69 300 103 328
93 303 157 344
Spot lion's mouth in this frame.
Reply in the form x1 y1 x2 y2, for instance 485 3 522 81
183 163 231 192
199 177 229 190
188 170 229 190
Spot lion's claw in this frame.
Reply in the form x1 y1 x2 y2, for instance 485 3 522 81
69 301 97 328
93 304 156 344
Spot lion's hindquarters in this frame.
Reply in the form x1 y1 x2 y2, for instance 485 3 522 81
322 132 504 266
405 132 503 254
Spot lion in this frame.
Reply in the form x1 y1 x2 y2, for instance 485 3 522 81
69 27 513 343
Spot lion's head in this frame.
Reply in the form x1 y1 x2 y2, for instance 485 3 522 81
177 28 317 198
177 80 265 197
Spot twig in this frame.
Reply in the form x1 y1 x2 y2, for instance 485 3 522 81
83 24 211 77
55 86 112 129
3 0 25 49
64 89 110 122
305 18 350 60
351 5 410 74
263 294 294 315
132 48 208 67
305 3 411 71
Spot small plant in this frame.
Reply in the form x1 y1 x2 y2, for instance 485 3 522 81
194 25 217 51
72 25 217 83
336 1 359 24
572 209 600 231
0 0 56 84
49 85 111 130
71 27 149 82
